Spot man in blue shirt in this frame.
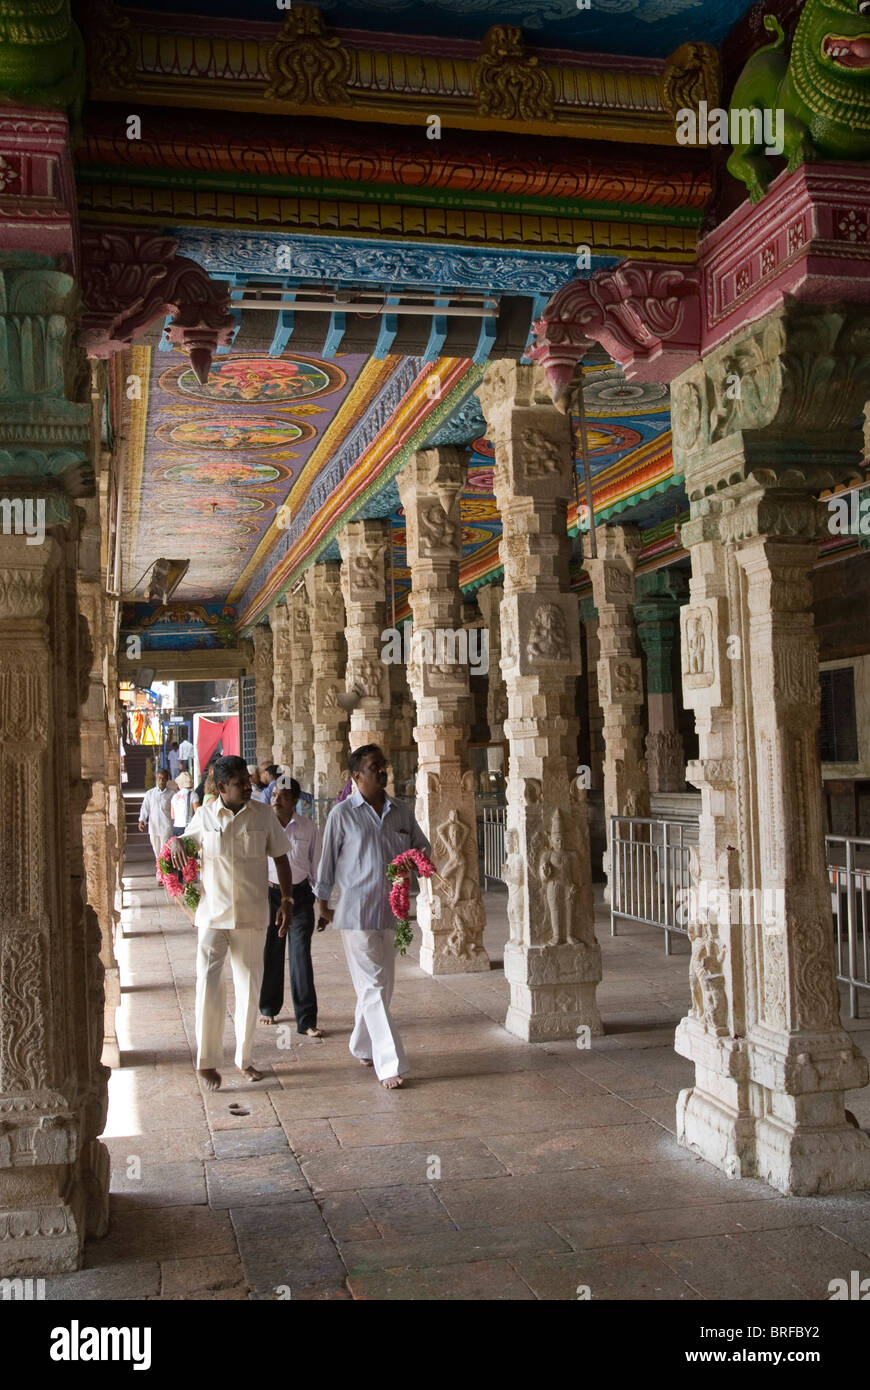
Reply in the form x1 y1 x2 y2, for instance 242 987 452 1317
314 744 430 1089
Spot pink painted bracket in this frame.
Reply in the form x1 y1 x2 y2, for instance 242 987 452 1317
531 163 870 397
79 227 235 383
529 262 702 403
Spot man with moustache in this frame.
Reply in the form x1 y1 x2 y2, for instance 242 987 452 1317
314 744 430 1090
169 755 294 1091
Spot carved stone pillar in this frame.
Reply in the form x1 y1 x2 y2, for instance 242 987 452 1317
389 656 414 767
289 587 314 792
578 597 604 791
271 602 293 770
78 424 121 1071
584 524 650 888
251 622 274 769
477 583 507 767
479 361 601 1040
398 449 490 975
339 520 391 760
635 569 688 794
305 562 348 805
0 257 110 1273
672 302 870 1194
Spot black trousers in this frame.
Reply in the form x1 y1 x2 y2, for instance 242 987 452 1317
259 879 318 1031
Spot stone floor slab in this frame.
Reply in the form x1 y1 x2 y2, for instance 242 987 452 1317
347 1258 536 1300
205 1152 308 1209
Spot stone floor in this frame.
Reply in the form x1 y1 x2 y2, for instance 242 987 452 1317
47 824 870 1301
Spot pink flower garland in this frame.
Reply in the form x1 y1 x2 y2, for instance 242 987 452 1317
157 837 202 913
386 848 437 954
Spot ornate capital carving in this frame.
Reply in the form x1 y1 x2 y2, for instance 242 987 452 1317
79 228 234 384
265 5 351 106
473 25 554 123
672 304 870 496
529 262 702 406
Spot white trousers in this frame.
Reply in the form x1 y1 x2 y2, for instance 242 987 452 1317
341 929 408 1081
148 822 169 868
195 926 263 1071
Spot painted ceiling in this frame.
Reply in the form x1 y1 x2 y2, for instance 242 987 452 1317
124 0 754 56
127 349 369 603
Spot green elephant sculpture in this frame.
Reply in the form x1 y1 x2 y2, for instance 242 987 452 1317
727 0 870 202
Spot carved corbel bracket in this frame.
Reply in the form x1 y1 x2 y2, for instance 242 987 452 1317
529 261 702 407
79 228 234 383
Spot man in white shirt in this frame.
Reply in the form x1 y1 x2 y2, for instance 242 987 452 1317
260 776 323 1036
138 768 175 881
167 741 180 782
169 754 294 1091
178 735 194 773
314 744 430 1090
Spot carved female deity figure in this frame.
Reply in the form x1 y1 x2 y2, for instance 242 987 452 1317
502 827 524 942
438 808 472 904
537 810 579 945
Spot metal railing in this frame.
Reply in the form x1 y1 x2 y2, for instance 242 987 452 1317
610 815 696 954
482 805 507 889
826 834 870 1018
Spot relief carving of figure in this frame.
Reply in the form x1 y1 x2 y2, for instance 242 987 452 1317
437 809 474 905
502 827 524 943
686 612 707 675
418 503 458 554
527 604 569 662
536 810 579 946
350 554 380 595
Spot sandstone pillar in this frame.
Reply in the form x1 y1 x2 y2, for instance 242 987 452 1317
584 524 650 889
339 520 392 761
251 622 274 769
289 587 314 792
0 257 110 1272
578 597 604 791
671 303 870 1194
635 570 688 794
398 449 490 975
305 562 348 808
78 415 121 1070
477 582 507 769
479 361 601 1039
271 602 293 769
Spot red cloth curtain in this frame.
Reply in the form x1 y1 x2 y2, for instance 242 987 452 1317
195 715 240 769
196 717 224 773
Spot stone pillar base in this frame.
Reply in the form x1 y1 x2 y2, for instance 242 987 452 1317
503 941 603 1042
0 1175 85 1276
420 940 490 977
754 1114 870 1197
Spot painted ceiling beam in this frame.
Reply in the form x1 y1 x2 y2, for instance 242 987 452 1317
268 299 296 358
322 310 347 358
423 300 450 364
83 2 722 147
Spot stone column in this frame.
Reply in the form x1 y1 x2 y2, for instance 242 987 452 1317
305 562 348 806
289 587 314 792
584 524 650 888
477 582 507 768
578 597 604 791
271 601 293 769
0 257 110 1272
251 621 274 769
398 448 490 975
479 361 601 1039
78 424 121 1070
635 569 688 794
671 302 870 1194
389 657 415 758
339 520 392 759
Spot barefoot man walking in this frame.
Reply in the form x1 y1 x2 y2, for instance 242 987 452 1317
169 755 294 1091
314 744 430 1090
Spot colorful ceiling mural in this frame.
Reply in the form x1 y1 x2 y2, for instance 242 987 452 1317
124 349 368 602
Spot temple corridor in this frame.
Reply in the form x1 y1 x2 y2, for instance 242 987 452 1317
42 796 870 1303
